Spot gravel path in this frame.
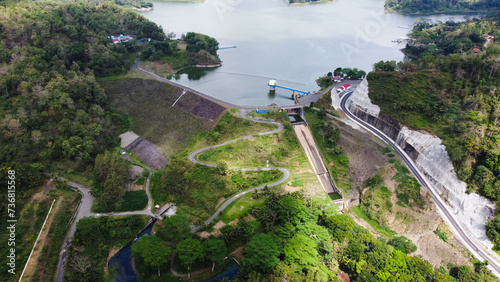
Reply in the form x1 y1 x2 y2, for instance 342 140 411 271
55 158 156 282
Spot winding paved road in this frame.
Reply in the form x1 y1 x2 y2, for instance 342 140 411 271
189 109 290 225
340 91 500 278
55 159 155 282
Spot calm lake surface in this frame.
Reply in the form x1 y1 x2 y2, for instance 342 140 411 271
139 0 481 106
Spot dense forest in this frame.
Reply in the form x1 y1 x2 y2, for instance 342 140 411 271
365 16 500 247
385 0 500 13
36 0 153 10
91 190 493 281
0 1 166 170
113 0 153 10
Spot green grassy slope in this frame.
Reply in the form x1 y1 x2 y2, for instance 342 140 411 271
100 78 217 157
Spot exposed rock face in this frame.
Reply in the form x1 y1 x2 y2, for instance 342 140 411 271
331 88 340 110
349 79 380 116
346 78 496 248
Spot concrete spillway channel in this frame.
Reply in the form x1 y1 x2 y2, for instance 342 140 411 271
286 108 344 207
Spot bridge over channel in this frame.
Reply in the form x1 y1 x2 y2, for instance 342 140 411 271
286 107 343 205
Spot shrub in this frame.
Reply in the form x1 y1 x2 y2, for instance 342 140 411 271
435 228 448 242
291 179 304 187
390 236 417 254
135 177 145 185
120 191 148 211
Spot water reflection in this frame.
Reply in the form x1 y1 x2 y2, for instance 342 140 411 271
178 67 219 80
268 89 275 99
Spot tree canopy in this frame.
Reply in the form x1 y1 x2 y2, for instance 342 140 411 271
202 239 227 264
92 151 130 212
159 214 192 243
176 238 205 271
283 233 319 271
182 32 219 56
243 233 282 273
385 0 500 13
131 235 172 276
0 1 165 168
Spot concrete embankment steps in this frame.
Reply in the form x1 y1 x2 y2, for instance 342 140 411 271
286 107 343 207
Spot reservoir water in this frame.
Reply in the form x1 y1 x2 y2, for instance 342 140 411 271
138 0 481 106
108 220 155 282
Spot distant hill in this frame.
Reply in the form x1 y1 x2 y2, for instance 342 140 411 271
385 0 500 13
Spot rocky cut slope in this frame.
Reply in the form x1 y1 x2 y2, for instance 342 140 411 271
344 78 496 248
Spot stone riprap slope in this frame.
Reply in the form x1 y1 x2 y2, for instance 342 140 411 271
175 91 227 122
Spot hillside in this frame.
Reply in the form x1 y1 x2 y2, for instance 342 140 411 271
385 0 500 13
366 16 500 247
0 1 165 169
99 77 227 158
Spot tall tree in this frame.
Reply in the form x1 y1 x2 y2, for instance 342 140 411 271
176 238 205 272
93 151 130 211
283 233 319 271
202 239 227 272
131 235 172 277
243 233 282 273
161 214 191 243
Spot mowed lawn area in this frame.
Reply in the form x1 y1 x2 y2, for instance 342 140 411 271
100 78 223 157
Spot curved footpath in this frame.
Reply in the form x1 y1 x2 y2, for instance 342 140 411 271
170 109 290 277
340 91 500 278
189 109 290 226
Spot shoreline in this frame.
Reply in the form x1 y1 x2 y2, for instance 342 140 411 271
288 0 335 7
134 6 153 12
384 8 489 16
194 63 221 68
